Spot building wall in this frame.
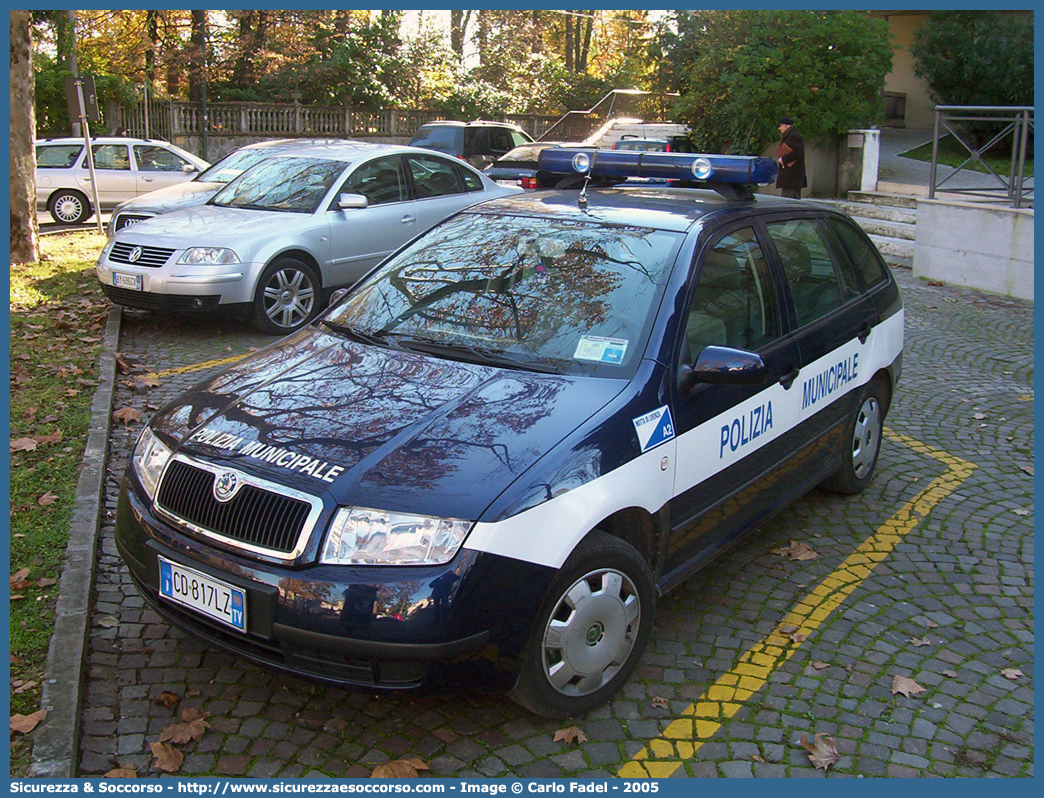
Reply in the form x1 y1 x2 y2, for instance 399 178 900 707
882 13 936 131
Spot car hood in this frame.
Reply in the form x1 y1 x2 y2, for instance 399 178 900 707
117 181 222 214
150 327 626 521
114 204 315 247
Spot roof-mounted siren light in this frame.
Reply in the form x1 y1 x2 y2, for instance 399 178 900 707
536 149 778 201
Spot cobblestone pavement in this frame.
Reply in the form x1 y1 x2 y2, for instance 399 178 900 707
79 269 1033 778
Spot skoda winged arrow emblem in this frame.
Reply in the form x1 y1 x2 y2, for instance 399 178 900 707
128 246 143 263
213 470 240 502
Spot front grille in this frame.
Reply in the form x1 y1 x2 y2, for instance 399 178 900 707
113 212 155 232
109 241 175 267
156 459 313 555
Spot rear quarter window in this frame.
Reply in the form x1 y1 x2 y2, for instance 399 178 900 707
37 144 82 168
827 218 889 291
410 126 462 154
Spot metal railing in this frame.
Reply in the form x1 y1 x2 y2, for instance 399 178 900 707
537 89 681 142
930 105 1034 208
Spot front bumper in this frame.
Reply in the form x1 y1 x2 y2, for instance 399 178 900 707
97 253 263 310
114 472 555 693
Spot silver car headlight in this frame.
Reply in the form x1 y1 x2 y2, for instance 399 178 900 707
177 247 239 265
132 427 173 500
321 508 471 566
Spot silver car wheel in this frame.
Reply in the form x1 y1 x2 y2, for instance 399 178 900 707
50 191 88 224
851 395 881 480
262 267 316 331
541 568 641 697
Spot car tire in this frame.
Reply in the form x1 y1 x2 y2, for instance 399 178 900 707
251 257 321 335
821 379 887 495
48 189 92 224
508 531 655 719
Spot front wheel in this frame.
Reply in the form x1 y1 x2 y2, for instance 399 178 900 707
509 532 655 718
822 380 886 494
48 189 92 224
251 257 320 335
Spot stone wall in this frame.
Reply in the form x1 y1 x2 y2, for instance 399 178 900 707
913 200 1034 300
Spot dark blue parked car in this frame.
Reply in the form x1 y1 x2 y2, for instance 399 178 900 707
116 151 903 717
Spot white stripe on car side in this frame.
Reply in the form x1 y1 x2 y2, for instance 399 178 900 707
462 310 903 569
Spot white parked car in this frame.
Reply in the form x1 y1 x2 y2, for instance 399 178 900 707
36 137 209 224
96 142 521 334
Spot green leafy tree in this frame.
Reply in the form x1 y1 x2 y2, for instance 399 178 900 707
672 10 891 155
910 11 1033 107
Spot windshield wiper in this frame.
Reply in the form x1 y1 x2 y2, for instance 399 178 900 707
320 319 392 348
393 337 559 374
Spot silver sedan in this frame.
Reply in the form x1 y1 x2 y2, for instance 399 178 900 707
96 142 522 334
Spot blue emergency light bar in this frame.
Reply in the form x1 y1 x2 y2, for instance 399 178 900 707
537 148 778 186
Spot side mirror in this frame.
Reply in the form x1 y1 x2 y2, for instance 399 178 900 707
328 288 350 308
677 345 768 393
182 164 197 173
337 193 368 210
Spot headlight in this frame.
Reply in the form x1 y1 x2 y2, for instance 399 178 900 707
321 508 471 566
177 247 239 265
132 427 172 500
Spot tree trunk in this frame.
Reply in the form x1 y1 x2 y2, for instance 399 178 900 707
531 10 542 55
145 10 158 87
10 10 40 264
578 11 594 74
565 13 574 72
450 10 472 61
188 10 204 102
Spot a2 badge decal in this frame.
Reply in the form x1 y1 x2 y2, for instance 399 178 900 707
633 405 675 453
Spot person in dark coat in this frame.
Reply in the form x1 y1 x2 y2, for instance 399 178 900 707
775 117 806 199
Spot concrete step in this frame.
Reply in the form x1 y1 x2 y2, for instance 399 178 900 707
867 232 914 263
847 190 919 210
816 198 916 225
850 214 917 242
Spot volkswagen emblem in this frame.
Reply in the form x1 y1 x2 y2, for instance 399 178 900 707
213 471 240 502
128 246 143 263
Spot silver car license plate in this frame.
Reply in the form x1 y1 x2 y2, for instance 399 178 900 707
112 272 142 291
158 557 246 632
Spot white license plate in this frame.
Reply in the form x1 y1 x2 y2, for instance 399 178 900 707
159 557 246 632
112 272 142 291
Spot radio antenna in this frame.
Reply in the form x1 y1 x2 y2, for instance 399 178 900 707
578 150 598 209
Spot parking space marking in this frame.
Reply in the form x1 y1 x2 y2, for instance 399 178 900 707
617 430 977 778
147 353 250 379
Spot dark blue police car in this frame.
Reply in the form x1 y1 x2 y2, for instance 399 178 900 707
115 150 903 718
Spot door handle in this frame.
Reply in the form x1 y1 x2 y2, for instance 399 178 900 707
779 367 800 390
142 177 155 183
401 215 416 224
857 322 872 344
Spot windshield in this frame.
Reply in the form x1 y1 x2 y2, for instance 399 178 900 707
210 157 346 213
325 212 682 377
197 148 279 183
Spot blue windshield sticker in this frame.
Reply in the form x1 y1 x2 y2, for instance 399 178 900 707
633 405 675 452
574 335 628 364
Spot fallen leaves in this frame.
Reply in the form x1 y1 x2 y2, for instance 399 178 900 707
38 492 59 507
150 742 184 774
891 675 926 698
11 709 48 735
371 759 429 778
941 670 958 678
909 636 932 647
1001 668 1024 680
778 623 807 644
152 691 181 709
113 407 142 425
800 733 840 771
651 696 670 709
553 726 588 745
103 767 138 778
1020 465 1034 477
772 540 819 561
10 438 37 454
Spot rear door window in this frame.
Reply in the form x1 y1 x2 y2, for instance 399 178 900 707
407 155 465 198
765 218 844 327
91 144 131 171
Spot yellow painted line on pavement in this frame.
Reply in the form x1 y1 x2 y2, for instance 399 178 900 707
618 430 976 778
147 353 250 379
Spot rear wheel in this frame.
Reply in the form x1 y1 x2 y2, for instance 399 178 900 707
48 190 92 224
509 532 654 718
822 380 886 494
251 257 320 335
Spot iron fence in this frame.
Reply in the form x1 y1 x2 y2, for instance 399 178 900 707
930 105 1034 208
